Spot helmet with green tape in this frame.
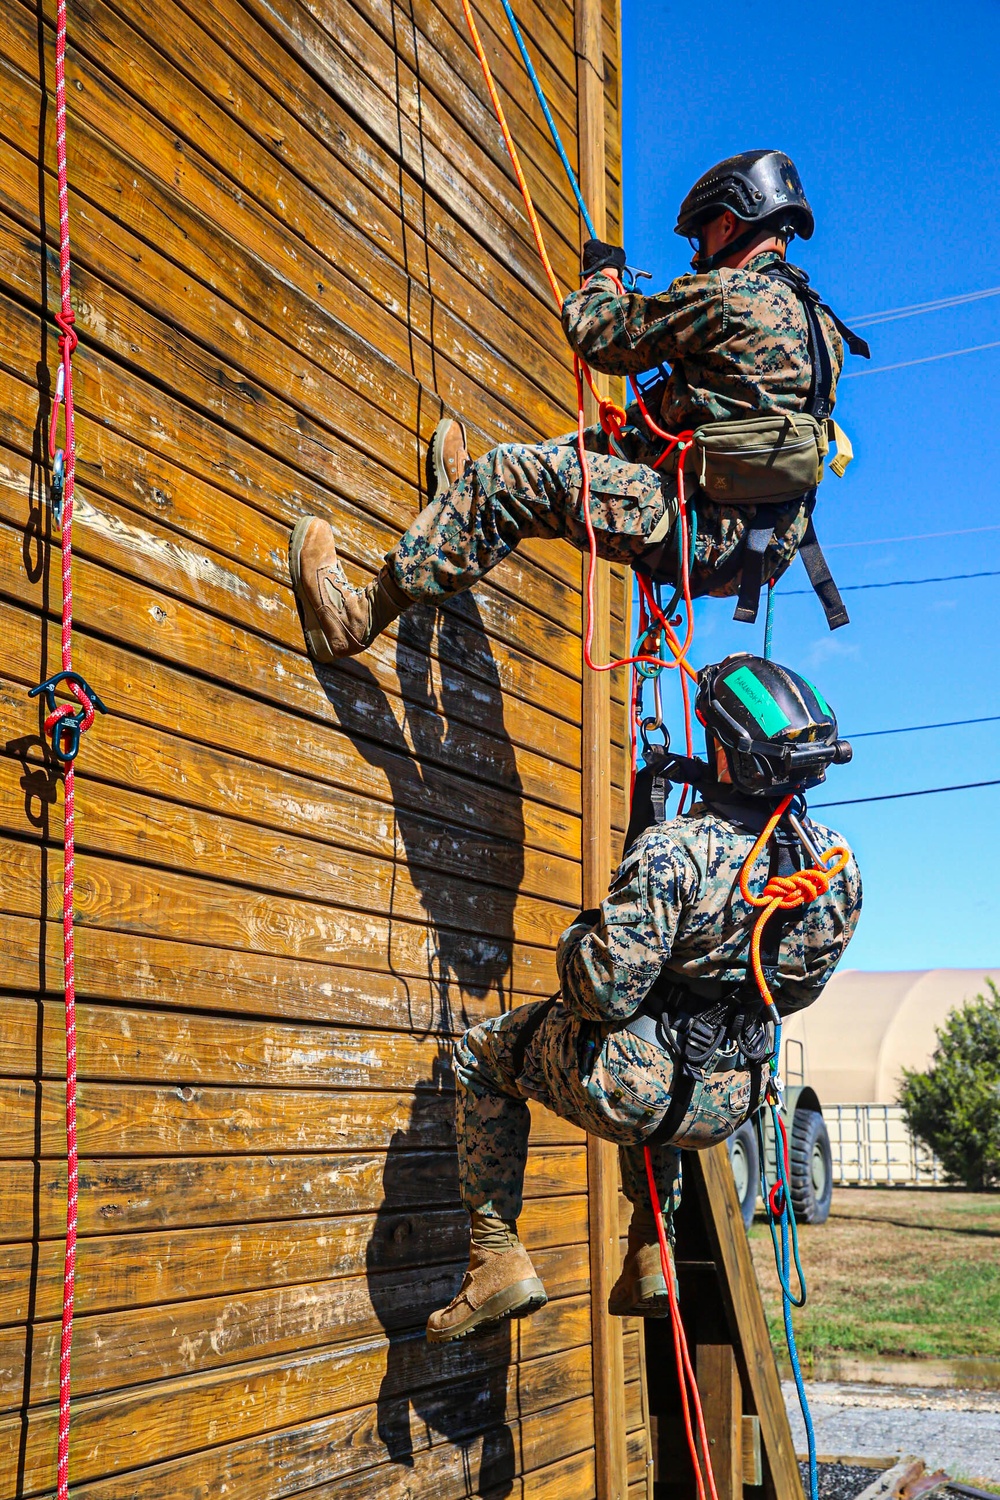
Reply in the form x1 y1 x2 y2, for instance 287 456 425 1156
696 653 852 795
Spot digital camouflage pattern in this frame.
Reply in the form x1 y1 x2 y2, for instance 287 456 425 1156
454 800 861 1226
559 801 862 1024
560 251 844 431
454 998 685 1223
387 252 840 606
390 424 679 602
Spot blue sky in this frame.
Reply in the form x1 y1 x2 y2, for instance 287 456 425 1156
620 0 1000 970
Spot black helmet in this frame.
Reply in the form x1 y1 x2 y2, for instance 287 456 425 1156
676 151 814 270
696 653 852 796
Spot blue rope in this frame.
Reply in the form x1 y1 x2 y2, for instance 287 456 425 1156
764 580 775 658
755 1024 818 1500
496 0 597 239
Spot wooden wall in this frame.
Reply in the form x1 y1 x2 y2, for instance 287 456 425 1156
0 0 649 1494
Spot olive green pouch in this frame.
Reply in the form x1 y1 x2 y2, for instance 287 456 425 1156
691 412 829 504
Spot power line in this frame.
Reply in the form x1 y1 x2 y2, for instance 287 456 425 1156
780 568 1000 597
846 715 1000 739
814 779 1000 809
843 339 1000 378
851 285 1000 327
824 525 1000 551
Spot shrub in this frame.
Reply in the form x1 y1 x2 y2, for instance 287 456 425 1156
898 980 1000 1190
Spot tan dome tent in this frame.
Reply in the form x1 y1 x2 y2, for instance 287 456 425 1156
782 969 1000 1104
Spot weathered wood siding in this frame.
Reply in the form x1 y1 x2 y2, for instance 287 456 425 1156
0 0 645 1493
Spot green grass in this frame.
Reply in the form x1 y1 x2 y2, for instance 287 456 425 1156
749 1188 1000 1364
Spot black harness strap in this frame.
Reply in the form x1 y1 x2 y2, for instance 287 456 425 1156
733 520 780 624
639 819 804 1145
798 509 850 630
721 263 867 630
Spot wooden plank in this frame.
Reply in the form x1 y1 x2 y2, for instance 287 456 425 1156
0 752 578 956
8 0 581 408
743 1415 764 1488
0 291 588 706
0 1142 587 1243
0 1077 586 1159
0 1315 595 1495
60 1381 595 1500
696 1343 744 1500
0 600 582 864
0 675 581 906
1 1240 592 1409
0 1193 589 1325
578 0 626 1494
692 1147 805 1500
0 834 562 999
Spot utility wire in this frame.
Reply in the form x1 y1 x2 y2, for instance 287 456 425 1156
815 779 1000 808
825 524 1000 550
843 339 1000 378
846 715 1000 740
851 285 1000 327
781 568 1000 597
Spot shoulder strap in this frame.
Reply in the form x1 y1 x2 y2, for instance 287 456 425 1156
759 262 870 421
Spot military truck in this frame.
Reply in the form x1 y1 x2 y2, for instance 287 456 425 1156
727 1038 834 1229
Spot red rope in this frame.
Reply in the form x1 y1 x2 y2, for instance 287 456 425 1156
47 1 87 1491
643 1147 720 1500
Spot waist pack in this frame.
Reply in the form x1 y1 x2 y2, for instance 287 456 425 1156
692 411 843 503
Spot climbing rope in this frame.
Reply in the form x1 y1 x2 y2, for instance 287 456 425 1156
458 5 719 1494
460 0 699 682
27 3 104 1492
738 798 852 1500
458 6 718 1493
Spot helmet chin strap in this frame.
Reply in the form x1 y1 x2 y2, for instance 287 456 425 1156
692 223 791 272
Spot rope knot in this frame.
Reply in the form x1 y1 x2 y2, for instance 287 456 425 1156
55 308 78 356
761 868 831 908
599 398 626 437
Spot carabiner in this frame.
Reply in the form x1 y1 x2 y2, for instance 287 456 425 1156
29 670 107 763
51 449 65 527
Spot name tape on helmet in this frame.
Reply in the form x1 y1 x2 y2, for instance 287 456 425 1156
722 666 791 737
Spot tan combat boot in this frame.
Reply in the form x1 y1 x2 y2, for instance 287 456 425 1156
608 1212 677 1318
428 417 469 500
288 517 411 662
426 1217 547 1344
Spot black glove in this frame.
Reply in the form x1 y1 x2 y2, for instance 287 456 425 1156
581 238 627 281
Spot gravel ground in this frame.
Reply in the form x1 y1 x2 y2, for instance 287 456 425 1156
799 1461 882 1500
783 1382 1000 1484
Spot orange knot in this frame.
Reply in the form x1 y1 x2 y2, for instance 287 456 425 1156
758 867 833 909
599 398 627 437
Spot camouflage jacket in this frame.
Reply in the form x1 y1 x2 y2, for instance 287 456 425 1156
556 800 862 1025
560 251 845 432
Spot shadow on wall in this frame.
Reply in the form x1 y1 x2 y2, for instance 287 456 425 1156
320 598 525 1494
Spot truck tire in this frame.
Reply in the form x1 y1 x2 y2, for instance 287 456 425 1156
789 1108 833 1225
727 1121 759 1230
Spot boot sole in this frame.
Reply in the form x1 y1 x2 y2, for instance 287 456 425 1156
429 419 468 503
288 518 336 664
608 1271 673 1319
425 1277 547 1345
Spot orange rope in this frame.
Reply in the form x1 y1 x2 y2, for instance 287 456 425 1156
738 795 851 1012
458 0 709 679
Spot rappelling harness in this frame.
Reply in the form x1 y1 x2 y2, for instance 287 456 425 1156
619 745 817 1144
635 262 871 632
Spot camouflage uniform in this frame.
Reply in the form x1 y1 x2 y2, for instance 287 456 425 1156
390 252 844 604
454 797 862 1223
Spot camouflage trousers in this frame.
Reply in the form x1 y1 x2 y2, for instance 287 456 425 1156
454 998 762 1225
389 420 679 602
